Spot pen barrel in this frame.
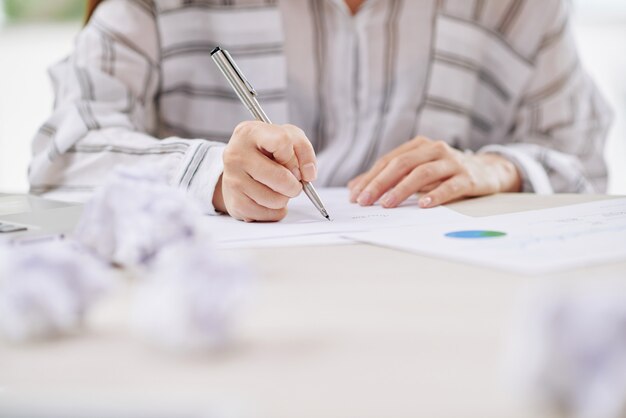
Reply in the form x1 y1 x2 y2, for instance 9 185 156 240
302 182 327 216
247 97 272 124
211 49 272 124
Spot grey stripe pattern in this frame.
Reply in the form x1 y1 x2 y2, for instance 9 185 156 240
359 0 403 173
310 0 328 151
29 0 611 212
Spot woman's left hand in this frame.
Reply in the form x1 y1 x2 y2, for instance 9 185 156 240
348 136 522 209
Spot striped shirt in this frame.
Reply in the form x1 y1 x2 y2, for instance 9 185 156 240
30 0 612 213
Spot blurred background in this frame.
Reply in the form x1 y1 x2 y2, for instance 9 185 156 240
0 0 625 194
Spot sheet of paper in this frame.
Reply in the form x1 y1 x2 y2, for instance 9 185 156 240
204 188 469 247
345 198 626 275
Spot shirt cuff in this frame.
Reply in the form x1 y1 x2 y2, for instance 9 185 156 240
478 144 553 194
176 142 226 215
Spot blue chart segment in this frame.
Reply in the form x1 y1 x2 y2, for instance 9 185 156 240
445 230 507 239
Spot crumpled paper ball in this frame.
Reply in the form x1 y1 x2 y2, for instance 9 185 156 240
1 164 253 351
0 240 113 342
74 165 209 268
504 278 626 418
131 239 253 351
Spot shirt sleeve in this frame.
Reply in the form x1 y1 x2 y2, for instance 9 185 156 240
29 0 226 214
479 0 612 194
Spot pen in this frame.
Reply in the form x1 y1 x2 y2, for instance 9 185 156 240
211 46 331 221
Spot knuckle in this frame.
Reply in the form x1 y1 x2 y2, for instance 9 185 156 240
272 134 292 155
367 179 384 194
222 146 239 166
224 176 242 192
284 124 306 137
420 166 435 180
433 140 449 154
449 158 463 171
234 178 250 193
410 136 424 146
233 120 256 138
447 182 461 195
285 156 300 171
375 157 390 170
466 173 479 190
389 155 412 172
279 130 291 145
231 195 247 211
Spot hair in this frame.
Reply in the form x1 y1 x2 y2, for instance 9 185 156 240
85 0 104 22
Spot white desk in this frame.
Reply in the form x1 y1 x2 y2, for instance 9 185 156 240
0 194 624 418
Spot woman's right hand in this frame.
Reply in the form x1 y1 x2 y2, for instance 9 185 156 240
212 121 318 222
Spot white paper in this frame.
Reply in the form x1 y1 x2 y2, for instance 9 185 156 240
345 198 626 275
203 188 469 248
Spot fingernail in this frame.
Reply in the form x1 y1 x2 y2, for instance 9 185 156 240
381 192 396 207
301 163 317 181
291 168 302 181
419 196 432 208
357 191 372 206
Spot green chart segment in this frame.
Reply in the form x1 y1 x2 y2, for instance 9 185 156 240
445 230 507 239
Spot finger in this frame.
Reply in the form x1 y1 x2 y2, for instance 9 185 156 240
254 124 295 163
380 160 456 208
356 145 449 206
252 124 302 181
419 175 469 208
348 174 367 201
418 180 443 193
355 151 423 206
348 173 365 190
350 137 431 200
244 153 302 198
230 192 288 223
352 138 447 201
283 124 317 182
242 173 290 210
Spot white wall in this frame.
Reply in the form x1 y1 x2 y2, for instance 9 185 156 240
0 6 624 194
573 0 626 194
0 22 78 193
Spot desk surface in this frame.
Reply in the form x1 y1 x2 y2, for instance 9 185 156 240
0 193 624 418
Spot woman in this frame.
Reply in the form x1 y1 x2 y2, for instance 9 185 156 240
31 0 611 222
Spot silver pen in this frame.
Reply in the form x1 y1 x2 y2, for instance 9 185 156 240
211 46 331 221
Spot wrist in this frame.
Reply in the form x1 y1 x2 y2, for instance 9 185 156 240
480 153 522 193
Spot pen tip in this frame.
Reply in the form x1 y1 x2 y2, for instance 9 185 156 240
325 215 332 222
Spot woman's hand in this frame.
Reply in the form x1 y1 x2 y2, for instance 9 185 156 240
212 121 317 222
348 136 521 209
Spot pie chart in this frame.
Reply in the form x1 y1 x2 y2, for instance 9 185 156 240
445 230 507 239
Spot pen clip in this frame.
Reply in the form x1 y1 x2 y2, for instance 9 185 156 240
222 49 257 96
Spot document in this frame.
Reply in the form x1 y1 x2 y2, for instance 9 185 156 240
203 188 469 247
345 198 626 275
